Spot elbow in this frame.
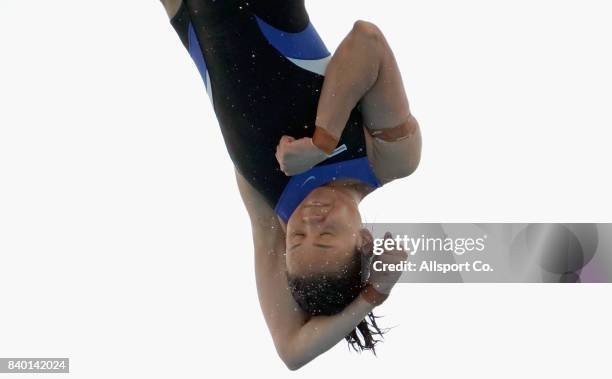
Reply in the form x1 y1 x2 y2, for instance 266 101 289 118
277 345 308 371
279 350 305 371
284 359 305 371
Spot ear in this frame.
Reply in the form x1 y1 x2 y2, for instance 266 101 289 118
358 228 374 260
357 228 374 284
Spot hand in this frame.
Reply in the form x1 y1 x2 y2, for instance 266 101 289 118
367 232 408 295
275 135 329 176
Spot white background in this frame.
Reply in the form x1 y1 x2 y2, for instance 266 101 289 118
1 0 611 377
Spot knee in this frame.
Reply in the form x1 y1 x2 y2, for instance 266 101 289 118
351 20 384 42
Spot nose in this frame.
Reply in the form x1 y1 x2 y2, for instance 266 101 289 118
301 206 330 224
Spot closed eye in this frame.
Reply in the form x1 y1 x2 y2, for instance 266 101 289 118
289 232 304 252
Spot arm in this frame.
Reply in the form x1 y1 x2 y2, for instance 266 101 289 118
276 115 423 184
160 0 182 18
234 170 379 370
276 21 422 180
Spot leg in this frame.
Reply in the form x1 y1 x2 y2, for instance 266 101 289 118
316 21 421 184
316 20 412 136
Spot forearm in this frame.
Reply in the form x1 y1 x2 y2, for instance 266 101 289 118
282 295 376 370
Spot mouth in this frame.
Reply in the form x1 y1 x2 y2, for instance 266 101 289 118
305 201 332 207
301 202 333 221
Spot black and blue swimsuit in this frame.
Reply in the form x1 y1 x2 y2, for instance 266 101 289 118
170 0 380 221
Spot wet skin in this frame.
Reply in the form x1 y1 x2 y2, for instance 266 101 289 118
284 185 370 277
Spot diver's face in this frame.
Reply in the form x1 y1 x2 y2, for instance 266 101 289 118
285 187 363 276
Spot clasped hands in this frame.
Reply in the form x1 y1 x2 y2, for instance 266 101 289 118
275 135 330 176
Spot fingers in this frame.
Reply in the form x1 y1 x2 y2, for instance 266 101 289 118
275 135 323 177
276 135 293 173
279 135 295 145
367 232 408 294
276 135 295 156
382 231 407 259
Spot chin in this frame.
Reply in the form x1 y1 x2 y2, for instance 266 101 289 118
302 186 338 206
288 186 362 231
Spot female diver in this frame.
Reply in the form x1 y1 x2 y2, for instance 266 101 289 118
160 0 422 369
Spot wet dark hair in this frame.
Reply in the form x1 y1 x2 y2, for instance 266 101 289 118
286 253 385 353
